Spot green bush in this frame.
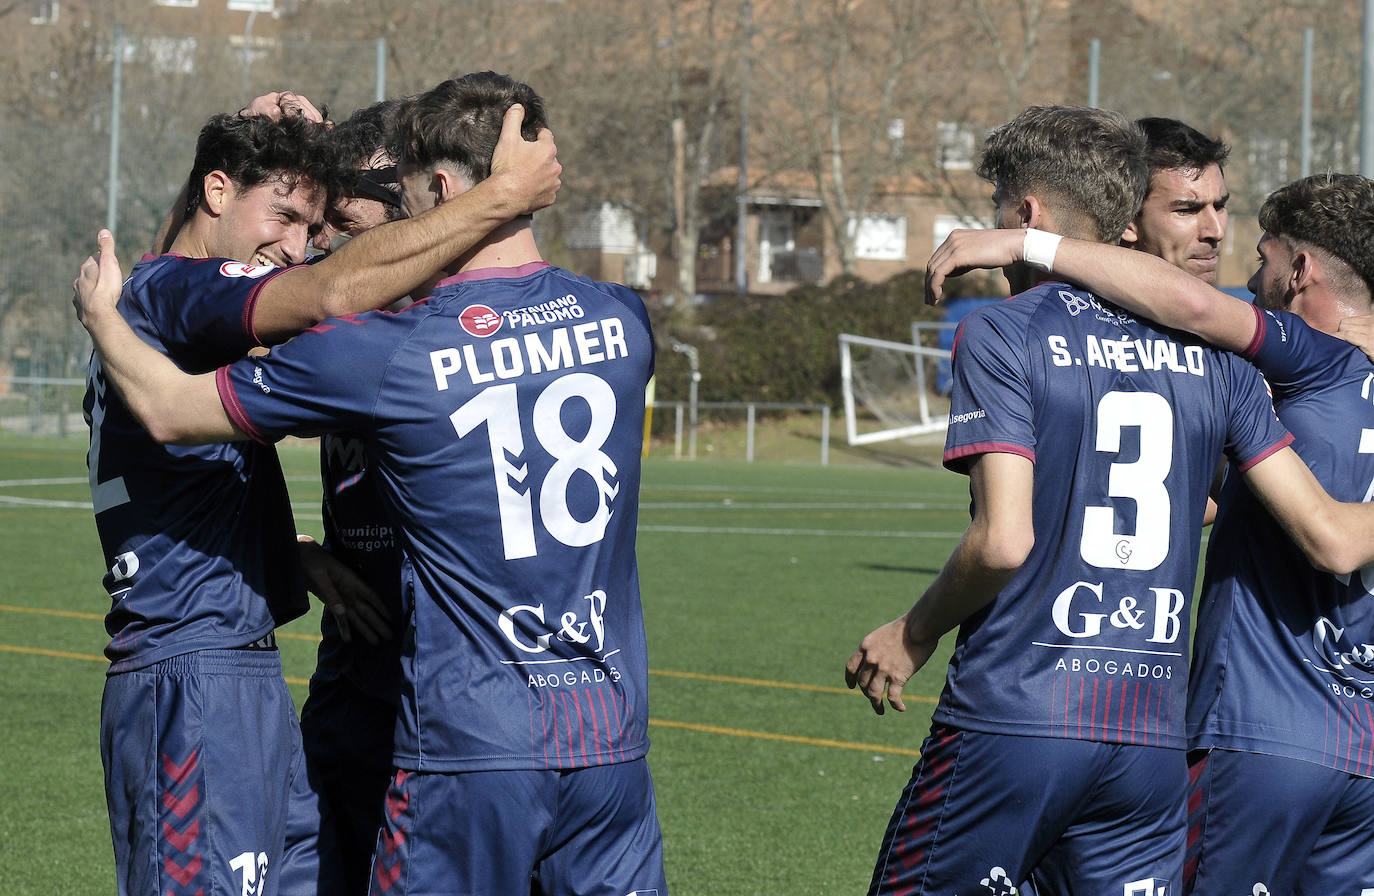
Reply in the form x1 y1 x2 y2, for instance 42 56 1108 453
650 269 1003 407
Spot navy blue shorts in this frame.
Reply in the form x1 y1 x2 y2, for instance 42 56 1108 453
101 648 322 896
371 758 667 896
301 674 396 896
869 725 1184 896
1185 748 1374 895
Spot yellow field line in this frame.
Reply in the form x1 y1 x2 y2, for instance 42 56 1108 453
0 603 931 742
648 667 938 705
1 603 104 621
649 718 921 756
0 642 311 688
0 644 106 663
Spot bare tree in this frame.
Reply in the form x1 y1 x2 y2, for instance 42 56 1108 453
752 0 956 277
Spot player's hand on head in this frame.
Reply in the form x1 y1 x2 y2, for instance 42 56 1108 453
491 103 562 215
296 536 394 645
1336 314 1374 365
846 617 934 715
72 229 124 327
238 91 325 124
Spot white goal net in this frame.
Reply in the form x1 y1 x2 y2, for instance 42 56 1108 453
838 330 952 445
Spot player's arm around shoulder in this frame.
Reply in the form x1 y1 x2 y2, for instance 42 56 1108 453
1243 446 1374 575
846 452 1033 714
74 230 241 445
249 105 562 344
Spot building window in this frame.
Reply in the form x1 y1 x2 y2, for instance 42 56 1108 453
932 214 990 252
144 36 198 74
30 0 58 23
566 203 638 253
887 118 904 159
936 121 977 171
852 214 907 261
228 0 275 11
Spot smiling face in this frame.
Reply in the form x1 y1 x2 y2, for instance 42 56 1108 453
1127 163 1229 283
210 173 326 267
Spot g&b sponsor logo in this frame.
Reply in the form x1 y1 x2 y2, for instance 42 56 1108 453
1051 581 1186 645
1313 617 1374 699
498 590 624 689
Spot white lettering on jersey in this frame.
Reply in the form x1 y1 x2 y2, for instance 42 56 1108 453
1044 334 1206 377
430 317 630 391
1050 581 1186 646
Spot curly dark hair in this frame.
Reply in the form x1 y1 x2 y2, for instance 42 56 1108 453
1259 173 1374 299
393 71 546 187
182 112 344 218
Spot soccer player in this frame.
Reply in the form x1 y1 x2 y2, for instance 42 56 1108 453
75 72 667 896
299 98 410 896
1124 117 1231 284
928 172 1374 896
844 105 1374 896
84 102 559 896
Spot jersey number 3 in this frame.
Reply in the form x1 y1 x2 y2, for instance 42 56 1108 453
1081 390 1172 572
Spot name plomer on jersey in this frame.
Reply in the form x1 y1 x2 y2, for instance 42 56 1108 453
429 294 630 391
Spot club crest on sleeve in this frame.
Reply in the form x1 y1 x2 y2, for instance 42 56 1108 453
219 261 275 279
460 304 503 338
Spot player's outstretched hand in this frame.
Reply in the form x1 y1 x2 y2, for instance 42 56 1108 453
490 103 562 215
845 616 938 715
925 228 1024 306
73 229 124 329
297 536 394 645
1336 314 1374 365
237 90 326 124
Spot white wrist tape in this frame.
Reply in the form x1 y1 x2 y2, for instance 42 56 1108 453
1022 228 1062 273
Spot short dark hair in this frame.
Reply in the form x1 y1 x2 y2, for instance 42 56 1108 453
183 112 342 218
333 99 406 220
394 71 546 187
1259 173 1374 300
978 105 1148 243
1137 117 1230 179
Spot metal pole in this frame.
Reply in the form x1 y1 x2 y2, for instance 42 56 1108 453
1088 38 1100 108
734 1 751 294
1363 0 1374 175
746 404 755 462
1302 27 1314 177
672 343 700 460
375 37 386 102
820 406 829 466
106 24 123 238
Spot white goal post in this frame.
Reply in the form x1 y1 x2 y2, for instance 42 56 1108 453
838 331 953 446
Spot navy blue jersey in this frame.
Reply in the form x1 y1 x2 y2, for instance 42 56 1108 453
310 433 404 701
1189 308 1374 773
938 283 1290 749
83 254 307 672
219 263 655 772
